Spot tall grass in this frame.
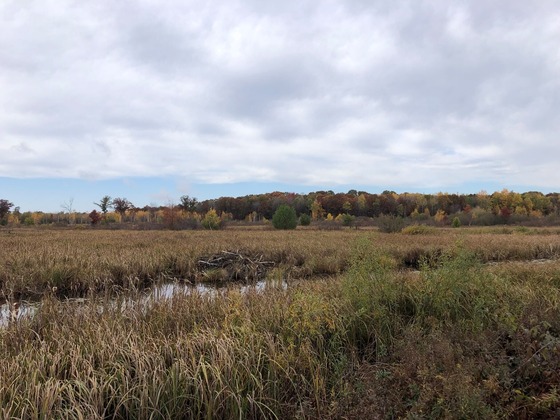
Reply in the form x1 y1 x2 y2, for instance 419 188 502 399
0 230 354 301
1 229 560 417
340 239 560 418
1 289 311 418
2 228 560 302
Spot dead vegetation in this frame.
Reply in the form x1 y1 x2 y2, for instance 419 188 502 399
2 228 560 302
196 250 275 283
1 228 560 418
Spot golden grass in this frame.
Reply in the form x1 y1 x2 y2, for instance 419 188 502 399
2 227 560 301
0 228 559 418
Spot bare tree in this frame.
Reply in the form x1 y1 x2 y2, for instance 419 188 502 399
61 197 74 213
163 200 180 229
61 198 75 224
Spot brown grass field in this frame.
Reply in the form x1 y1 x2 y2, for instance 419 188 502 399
1 226 559 418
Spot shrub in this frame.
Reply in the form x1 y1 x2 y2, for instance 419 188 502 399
272 205 297 230
178 217 200 230
452 216 461 228
341 213 355 227
401 224 437 235
342 238 398 355
104 214 118 224
201 209 221 230
299 213 311 226
470 208 500 226
377 215 405 233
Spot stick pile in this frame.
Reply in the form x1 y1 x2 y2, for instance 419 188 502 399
197 251 275 283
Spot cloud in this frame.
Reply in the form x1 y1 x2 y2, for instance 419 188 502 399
1 0 560 191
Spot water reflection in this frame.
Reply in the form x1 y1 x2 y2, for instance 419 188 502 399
0 278 288 327
0 301 37 324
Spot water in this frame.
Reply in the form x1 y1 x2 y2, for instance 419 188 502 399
0 301 38 324
0 278 288 327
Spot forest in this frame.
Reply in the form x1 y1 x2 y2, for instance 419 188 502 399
1 189 560 228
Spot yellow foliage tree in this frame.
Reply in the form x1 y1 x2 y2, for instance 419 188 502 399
7 214 20 225
434 209 447 223
311 199 325 220
202 209 221 230
357 194 367 213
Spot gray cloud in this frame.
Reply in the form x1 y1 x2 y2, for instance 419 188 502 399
1 0 560 190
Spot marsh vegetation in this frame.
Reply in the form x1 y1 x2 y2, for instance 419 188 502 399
1 227 559 418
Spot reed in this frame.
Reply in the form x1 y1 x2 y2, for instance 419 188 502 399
2 228 560 302
0 228 559 417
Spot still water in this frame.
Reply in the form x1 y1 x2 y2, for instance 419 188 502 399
0 278 287 327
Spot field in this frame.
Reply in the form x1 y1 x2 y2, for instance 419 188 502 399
1 227 560 418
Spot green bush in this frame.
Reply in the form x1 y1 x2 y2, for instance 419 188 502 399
341 213 355 227
452 216 461 228
299 213 311 226
272 205 297 230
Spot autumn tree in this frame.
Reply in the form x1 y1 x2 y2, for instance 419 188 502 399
311 199 325 220
163 202 181 229
367 194 381 217
435 192 452 215
201 209 221 230
547 193 560 216
379 192 398 215
476 190 492 211
523 192 553 215
0 199 13 222
492 191 518 217
179 195 198 213
112 198 133 221
396 193 412 217
434 209 447 224
89 210 102 225
356 194 367 216
215 196 252 220
320 193 346 216
499 206 512 221
292 195 310 216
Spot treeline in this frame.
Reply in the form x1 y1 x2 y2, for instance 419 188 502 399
1 189 560 228
202 189 560 221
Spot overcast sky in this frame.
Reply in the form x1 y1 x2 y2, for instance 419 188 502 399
1 1 560 211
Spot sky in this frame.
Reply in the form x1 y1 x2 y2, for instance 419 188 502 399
1 1 560 212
